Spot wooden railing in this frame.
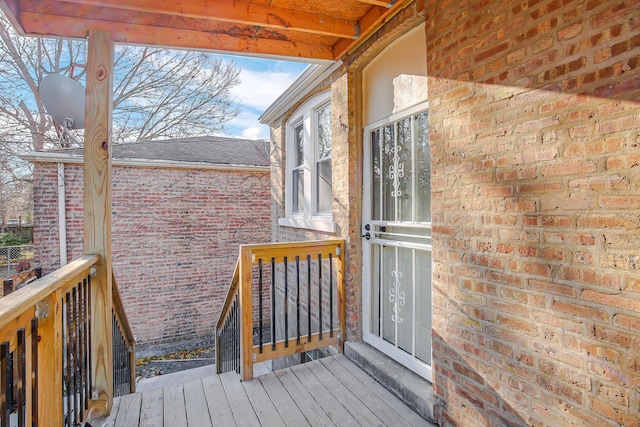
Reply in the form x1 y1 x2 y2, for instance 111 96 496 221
216 240 346 381
0 255 135 426
215 261 240 374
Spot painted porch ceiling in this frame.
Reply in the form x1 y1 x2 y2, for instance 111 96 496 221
0 0 410 61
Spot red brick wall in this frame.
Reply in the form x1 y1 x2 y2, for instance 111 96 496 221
33 162 271 345
426 0 640 425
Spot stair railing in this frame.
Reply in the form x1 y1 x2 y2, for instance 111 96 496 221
0 255 136 426
112 271 136 397
216 240 346 381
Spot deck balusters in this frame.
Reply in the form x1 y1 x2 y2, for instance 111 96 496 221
307 255 311 342
31 318 38 426
284 257 289 348
113 308 132 397
329 253 333 338
318 254 323 341
1 341 10 426
258 259 263 354
17 329 26 426
87 275 93 402
217 293 240 374
72 287 80 419
0 255 134 424
296 256 301 345
271 258 276 351
64 290 73 426
216 240 345 381
79 280 87 413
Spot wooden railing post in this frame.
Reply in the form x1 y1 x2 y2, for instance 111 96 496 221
84 29 114 419
337 241 346 352
239 247 253 381
37 293 62 426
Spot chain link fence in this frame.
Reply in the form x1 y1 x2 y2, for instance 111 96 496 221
0 245 34 278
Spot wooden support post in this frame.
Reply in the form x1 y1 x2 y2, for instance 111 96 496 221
37 294 62 426
337 241 346 353
84 29 114 419
239 247 253 381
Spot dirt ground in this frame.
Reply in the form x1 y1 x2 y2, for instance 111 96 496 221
135 343 215 381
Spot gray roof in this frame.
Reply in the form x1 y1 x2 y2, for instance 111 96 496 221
43 136 270 167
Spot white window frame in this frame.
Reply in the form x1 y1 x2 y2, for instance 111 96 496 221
279 91 336 233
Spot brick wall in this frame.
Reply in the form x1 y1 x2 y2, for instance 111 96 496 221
33 162 270 345
426 0 640 425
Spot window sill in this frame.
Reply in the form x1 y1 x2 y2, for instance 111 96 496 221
278 217 337 233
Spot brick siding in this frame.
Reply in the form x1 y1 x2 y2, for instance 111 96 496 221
268 0 639 424
33 162 270 345
425 0 640 425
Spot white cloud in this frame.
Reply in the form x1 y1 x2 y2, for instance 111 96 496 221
227 109 269 140
241 127 263 140
231 68 301 110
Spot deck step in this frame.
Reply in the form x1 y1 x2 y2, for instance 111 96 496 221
344 341 438 423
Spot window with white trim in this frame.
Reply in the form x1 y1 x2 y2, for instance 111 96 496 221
280 91 335 232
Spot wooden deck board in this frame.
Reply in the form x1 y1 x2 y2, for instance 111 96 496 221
138 387 163 427
259 371 311 426
320 356 414 427
202 375 237 427
332 355 431 426
274 368 336 427
290 362 361 426
92 355 435 427
242 374 286 426
184 378 213 427
163 383 187 426
310 359 387 426
220 371 261 426
114 392 141 427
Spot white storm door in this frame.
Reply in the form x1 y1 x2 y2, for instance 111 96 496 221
362 104 433 380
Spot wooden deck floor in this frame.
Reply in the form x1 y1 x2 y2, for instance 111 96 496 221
94 354 435 426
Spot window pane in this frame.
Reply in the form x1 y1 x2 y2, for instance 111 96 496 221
397 118 412 222
292 168 304 213
414 111 431 222
415 249 432 364
294 123 304 167
316 158 332 212
371 129 381 220
397 247 414 355
317 104 331 159
382 124 395 221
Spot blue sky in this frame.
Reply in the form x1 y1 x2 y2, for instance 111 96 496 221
213 54 309 140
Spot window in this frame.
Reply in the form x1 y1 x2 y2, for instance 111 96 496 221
280 91 336 233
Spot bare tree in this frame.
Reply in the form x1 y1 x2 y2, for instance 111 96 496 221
0 11 240 223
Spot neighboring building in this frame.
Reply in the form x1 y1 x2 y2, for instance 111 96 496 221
24 136 271 345
262 2 640 426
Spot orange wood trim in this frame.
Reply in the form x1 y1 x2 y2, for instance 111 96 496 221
17 12 334 60
84 28 114 420
37 293 63 427
64 0 358 39
0 255 98 331
337 240 346 352
239 247 254 381
252 332 341 363
215 260 240 330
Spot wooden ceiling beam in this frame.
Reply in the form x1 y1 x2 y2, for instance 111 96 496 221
62 0 359 39
19 11 335 60
356 0 393 7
